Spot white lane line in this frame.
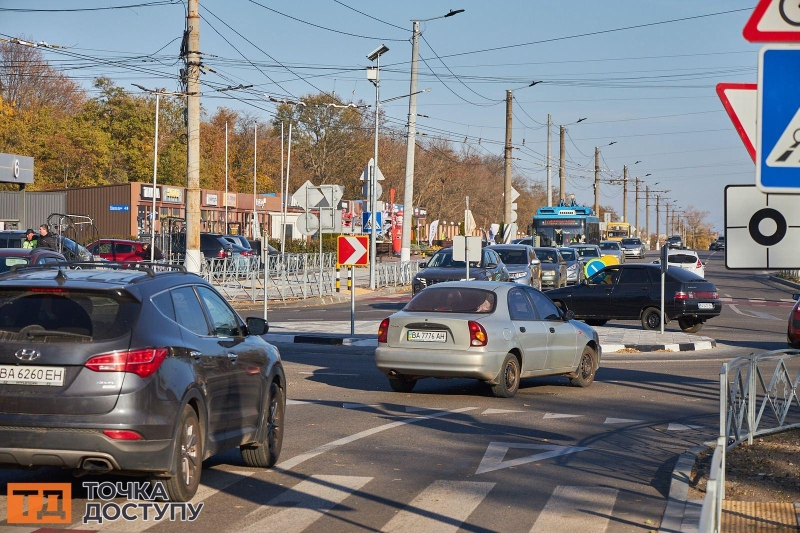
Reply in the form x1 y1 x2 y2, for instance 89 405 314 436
343 403 378 410
724 294 732 297
529 486 618 533
728 304 780 320
298 372 359 376
381 480 495 533
287 399 315 406
604 417 645 424
275 407 477 472
667 423 705 431
405 406 448 413
240 475 372 533
543 413 583 419
476 443 590 475
482 408 524 415
72 469 255 531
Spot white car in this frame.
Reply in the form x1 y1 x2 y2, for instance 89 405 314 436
667 249 705 278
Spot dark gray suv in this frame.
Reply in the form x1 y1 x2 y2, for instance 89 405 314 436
0 263 285 501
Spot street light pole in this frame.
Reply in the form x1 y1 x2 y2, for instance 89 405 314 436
401 9 463 263
367 44 388 289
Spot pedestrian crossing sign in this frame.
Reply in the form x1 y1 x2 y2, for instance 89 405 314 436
757 45 800 192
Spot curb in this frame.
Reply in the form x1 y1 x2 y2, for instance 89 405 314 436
659 444 707 533
768 275 800 291
603 340 716 354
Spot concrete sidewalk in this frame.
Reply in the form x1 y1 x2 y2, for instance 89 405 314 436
265 320 716 352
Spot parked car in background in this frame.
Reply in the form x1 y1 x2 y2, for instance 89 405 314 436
87 239 146 262
200 233 234 259
620 238 645 260
512 237 533 246
545 263 721 332
714 235 725 250
558 247 584 285
375 282 601 397
0 263 284 501
534 247 568 288
0 248 67 274
488 244 541 290
412 247 509 296
788 293 800 348
666 235 684 249
599 240 625 264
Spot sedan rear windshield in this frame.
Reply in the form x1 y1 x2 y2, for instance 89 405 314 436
600 242 620 250
0 288 140 341
405 287 496 314
575 247 600 258
668 254 699 264
621 239 641 245
0 257 29 274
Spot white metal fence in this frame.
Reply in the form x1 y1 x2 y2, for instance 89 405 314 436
699 349 800 533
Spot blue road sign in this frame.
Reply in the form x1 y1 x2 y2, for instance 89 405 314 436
757 46 800 192
109 204 130 212
583 258 605 278
362 212 382 233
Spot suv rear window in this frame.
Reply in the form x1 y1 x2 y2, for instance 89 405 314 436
405 287 496 313
621 239 641 245
668 254 699 264
0 289 140 341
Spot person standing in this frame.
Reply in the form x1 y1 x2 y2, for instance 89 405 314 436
37 224 58 251
22 229 38 249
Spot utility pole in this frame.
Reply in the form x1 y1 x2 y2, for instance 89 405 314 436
184 0 202 271
559 125 566 203
594 147 600 215
547 114 553 207
503 90 513 224
656 194 661 249
622 165 628 223
665 201 671 238
634 178 640 236
400 20 421 263
645 185 650 244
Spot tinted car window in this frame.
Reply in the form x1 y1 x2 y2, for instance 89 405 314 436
152 291 176 321
0 289 139 341
495 249 529 265
508 288 536 320
621 238 641 245
668 254 699 264
618 268 650 284
559 249 576 261
575 247 600 258
588 267 621 285
526 288 561 321
600 242 620 250
405 287 496 313
170 286 210 336
98 243 113 254
116 244 135 253
197 286 240 337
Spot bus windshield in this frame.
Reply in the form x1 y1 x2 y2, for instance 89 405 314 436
533 218 585 247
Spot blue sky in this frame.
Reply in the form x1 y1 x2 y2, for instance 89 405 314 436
1 1 761 232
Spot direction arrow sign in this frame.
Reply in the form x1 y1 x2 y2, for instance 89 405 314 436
475 442 590 474
756 46 800 192
716 83 757 162
337 236 369 266
743 0 800 42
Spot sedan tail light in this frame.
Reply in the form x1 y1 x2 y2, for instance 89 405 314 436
674 291 688 300
793 305 800 319
468 321 488 347
675 290 718 300
216 248 227 258
696 260 703 269
240 250 254 257
378 318 389 343
85 348 169 378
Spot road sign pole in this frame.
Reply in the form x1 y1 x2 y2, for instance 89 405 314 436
465 196 470 281
320 222 323 297
350 266 355 335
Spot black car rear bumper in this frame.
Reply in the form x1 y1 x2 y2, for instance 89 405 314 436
0 426 174 472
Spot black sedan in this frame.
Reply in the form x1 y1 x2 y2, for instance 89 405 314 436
412 247 509 295
544 264 721 332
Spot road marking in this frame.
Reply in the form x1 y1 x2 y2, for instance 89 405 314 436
667 423 705 431
729 304 780 320
381 480 495 533
604 417 645 424
69 469 255 531
405 406 447 413
287 399 315 405
482 408 524 415
529 486 619 533
475 442 590 475
276 407 477 471
343 403 378 409
543 413 583 419
298 372 359 376
724 293 732 298
240 475 372 533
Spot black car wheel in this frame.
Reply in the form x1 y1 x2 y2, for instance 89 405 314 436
491 353 520 398
641 307 662 331
585 319 607 327
241 382 284 468
678 317 703 334
569 346 596 388
163 405 203 502
388 375 417 393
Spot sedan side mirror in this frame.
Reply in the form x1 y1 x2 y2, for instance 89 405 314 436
419 261 427 269
563 309 575 321
531 258 541 266
486 263 497 269
246 317 269 335
793 293 799 301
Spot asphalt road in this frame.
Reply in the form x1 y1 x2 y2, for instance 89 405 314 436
1 249 796 532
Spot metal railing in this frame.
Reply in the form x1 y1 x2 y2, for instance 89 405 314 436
699 349 800 533
375 260 422 288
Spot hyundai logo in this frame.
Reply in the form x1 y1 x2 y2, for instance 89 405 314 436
15 349 41 362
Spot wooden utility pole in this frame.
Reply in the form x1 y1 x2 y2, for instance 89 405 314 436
503 90 513 224
622 165 628 223
594 147 600 215
656 194 661 248
559 125 566 203
546 114 552 206
635 178 640 236
185 0 202 271
645 185 650 244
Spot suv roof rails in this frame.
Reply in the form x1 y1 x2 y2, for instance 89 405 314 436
5 261 188 280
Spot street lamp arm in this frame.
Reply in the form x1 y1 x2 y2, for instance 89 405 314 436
380 87 431 105
414 8 464 22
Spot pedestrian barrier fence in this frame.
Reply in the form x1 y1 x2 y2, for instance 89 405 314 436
375 260 422 288
699 349 800 533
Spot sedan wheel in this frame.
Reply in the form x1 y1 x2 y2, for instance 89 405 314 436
569 346 596 387
491 353 520 398
641 307 661 331
388 375 417 393
678 317 703 334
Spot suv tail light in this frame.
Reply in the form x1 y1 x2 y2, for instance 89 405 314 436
85 348 168 378
103 430 143 441
468 321 488 347
216 248 227 258
378 318 389 343
696 260 703 269
240 250 254 257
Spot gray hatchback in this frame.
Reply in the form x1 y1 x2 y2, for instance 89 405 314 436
0 263 285 501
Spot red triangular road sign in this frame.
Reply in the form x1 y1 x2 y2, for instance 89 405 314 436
716 83 757 162
743 0 800 42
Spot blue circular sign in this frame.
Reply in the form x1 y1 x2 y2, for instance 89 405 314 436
584 258 605 278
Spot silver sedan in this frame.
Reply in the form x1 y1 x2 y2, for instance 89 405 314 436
375 281 601 398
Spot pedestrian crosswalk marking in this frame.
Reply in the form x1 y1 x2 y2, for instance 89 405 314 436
381 480 495 533
529 486 619 533
766 107 800 167
475 442 590 475
482 408 524 415
240 475 372 533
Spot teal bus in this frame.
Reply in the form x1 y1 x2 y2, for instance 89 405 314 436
532 203 600 247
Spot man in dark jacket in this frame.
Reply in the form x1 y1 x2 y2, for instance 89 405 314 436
37 224 58 251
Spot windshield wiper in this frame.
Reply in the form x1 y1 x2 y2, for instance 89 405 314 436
26 330 93 339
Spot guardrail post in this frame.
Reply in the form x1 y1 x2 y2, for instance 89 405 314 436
748 357 756 445
336 267 341 293
719 365 727 502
